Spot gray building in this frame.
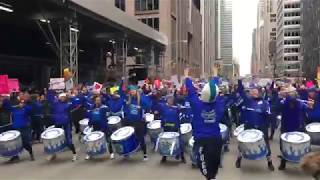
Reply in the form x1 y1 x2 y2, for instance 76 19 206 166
216 0 233 79
301 0 320 79
276 0 302 78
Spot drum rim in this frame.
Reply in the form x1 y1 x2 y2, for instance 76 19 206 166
180 123 192 134
306 123 320 133
83 127 93 135
0 130 20 141
108 116 121 124
111 126 134 141
159 132 180 139
147 120 162 129
237 129 263 143
79 118 89 124
189 136 194 147
233 124 244 136
84 131 104 141
281 132 310 143
219 123 227 132
41 128 64 139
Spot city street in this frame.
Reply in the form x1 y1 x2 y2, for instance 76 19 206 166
0 133 312 180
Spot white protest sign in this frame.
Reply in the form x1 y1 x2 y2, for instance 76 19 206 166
49 78 65 90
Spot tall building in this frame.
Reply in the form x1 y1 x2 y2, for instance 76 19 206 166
254 0 277 77
201 0 216 78
276 0 302 78
217 0 233 79
251 28 258 74
115 0 202 78
301 0 320 79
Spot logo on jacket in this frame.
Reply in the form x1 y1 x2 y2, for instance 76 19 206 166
129 104 139 115
201 110 216 123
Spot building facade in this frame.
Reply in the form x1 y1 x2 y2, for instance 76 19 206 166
301 0 320 79
276 0 302 78
253 0 277 77
251 28 258 74
201 0 216 78
217 0 233 79
115 0 202 79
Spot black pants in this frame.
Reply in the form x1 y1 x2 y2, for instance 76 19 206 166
71 107 85 134
14 126 33 157
124 120 147 155
195 137 223 180
92 124 113 154
31 116 43 141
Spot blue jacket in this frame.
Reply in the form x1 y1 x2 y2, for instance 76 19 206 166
280 97 307 133
158 103 180 130
3 99 33 129
88 105 108 131
185 78 224 140
70 94 85 107
238 80 271 129
47 90 73 125
32 101 43 116
124 94 151 121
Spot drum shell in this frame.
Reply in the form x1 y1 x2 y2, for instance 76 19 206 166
42 130 66 154
157 134 180 157
307 131 320 145
108 116 122 133
238 137 268 160
148 127 162 143
0 132 23 157
111 133 139 155
281 137 311 163
79 120 89 133
84 132 107 156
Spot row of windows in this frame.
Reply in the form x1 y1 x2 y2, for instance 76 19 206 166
284 31 300 36
115 0 125 11
284 12 300 17
284 56 299 61
272 28 276 31
135 0 159 11
270 32 276 37
271 18 276 22
284 20 300 25
270 14 276 18
284 3 300 9
139 18 159 31
284 48 300 53
284 40 300 45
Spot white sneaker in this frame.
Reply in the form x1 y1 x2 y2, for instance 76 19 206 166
72 154 78 162
85 155 91 160
143 155 148 161
110 153 115 160
46 154 56 161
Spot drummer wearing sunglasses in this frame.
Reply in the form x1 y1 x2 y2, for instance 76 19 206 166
1 94 35 162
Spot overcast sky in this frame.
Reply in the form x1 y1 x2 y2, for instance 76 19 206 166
233 0 259 76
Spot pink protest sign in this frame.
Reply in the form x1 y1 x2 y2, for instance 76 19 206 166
8 79 20 92
0 75 9 94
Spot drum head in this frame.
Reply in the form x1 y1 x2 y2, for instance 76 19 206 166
219 123 227 133
180 123 192 134
84 127 93 135
233 124 244 137
281 132 310 143
79 118 89 125
41 128 64 140
0 130 20 142
189 136 194 147
147 120 161 129
306 123 320 133
159 132 180 139
145 113 154 122
237 129 263 143
108 116 121 125
111 126 134 141
84 131 104 142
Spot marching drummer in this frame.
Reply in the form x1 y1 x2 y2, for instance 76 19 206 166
277 86 311 170
235 79 275 171
107 81 125 117
86 96 114 160
46 91 77 161
2 95 35 162
123 83 152 161
70 88 85 134
158 94 186 164
306 87 320 123
184 70 225 180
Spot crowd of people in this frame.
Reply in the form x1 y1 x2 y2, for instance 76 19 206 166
1 71 320 180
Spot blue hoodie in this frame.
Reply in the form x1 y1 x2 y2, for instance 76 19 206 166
238 80 271 129
280 97 307 133
70 94 85 107
124 94 151 122
158 103 180 130
88 105 109 131
185 78 224 140
3 99 33 129
47 90 73 126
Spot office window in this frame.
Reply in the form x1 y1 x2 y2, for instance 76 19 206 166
135 0 159 11
115 0 125 11
139 18 160 31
